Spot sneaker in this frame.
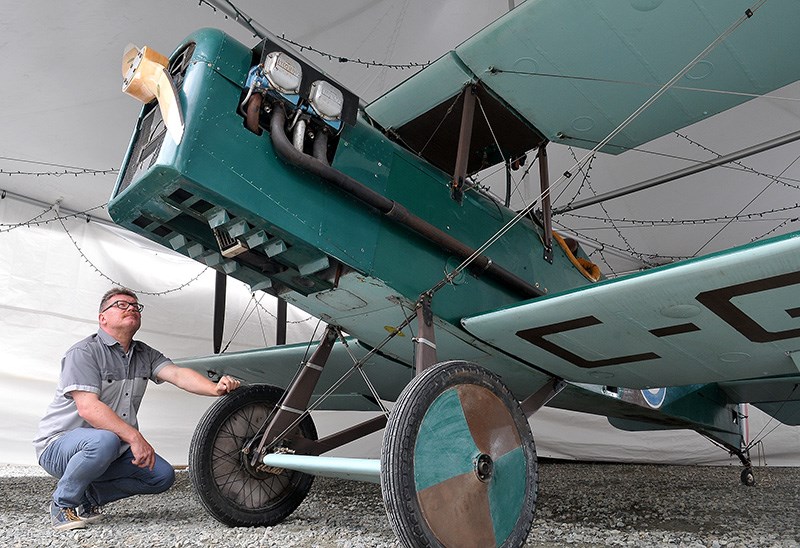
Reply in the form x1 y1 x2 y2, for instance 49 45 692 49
50 502 87 531
77 503 104 524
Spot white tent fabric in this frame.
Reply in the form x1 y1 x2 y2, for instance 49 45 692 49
1 196 318 465
3 196 798 468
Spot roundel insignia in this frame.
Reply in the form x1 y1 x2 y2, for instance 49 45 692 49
642 388 666 409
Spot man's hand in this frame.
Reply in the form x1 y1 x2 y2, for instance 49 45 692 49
215 375 241 395
72 390 156 469
156 364 243 396
130 432 156 470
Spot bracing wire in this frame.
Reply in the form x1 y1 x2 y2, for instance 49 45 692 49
427 1 768 292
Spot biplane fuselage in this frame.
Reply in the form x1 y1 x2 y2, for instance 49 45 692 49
110 28 596 391
109 19 761 450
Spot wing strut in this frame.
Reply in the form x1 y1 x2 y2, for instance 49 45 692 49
212 270 226 354
450 85 477 203
520 377 566 417
537 143 553 263
414 293 438 374
556 128 800 214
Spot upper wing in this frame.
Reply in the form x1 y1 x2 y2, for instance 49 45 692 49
366 0 800 171
461 231 800 389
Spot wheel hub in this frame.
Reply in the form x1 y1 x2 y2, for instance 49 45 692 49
475 453 494 482
240 438 279 479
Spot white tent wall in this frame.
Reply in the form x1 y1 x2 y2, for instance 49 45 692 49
3 197 797 468
0 196 321 465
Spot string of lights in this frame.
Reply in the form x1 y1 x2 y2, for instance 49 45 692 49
553 219 689 266
0 203 107 232
558 135 800 191
561 203 800 227
0 168 118 177
0 203 55 231
564 146 648 271
55 214 210 296
2 190 312 330
557 148 595 209
197 0 430 70
751 218 794 242
253 296 313 325
277 34 430 70
0 155 119 173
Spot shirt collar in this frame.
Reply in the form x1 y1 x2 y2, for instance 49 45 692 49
97 328 137 351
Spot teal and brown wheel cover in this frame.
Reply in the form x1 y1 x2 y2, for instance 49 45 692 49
381 360 537 548
414 384 526 546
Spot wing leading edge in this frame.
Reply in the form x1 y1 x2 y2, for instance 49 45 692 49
462 231 800 389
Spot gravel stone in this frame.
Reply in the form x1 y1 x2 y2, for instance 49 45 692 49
3 462 798 547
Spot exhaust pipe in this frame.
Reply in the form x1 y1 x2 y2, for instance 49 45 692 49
269 107 544 300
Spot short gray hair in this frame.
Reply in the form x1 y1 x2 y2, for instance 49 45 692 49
99 287 139 312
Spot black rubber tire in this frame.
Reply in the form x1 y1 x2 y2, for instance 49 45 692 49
381 360 538 548
741 467 756 486
189 384 317 526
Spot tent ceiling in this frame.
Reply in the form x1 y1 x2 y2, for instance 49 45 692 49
1 0 799 276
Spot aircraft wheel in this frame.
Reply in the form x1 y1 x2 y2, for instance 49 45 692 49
189 384 316 526
741 467 756 486
381 361 537 548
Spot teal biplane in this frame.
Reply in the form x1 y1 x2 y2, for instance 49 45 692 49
109 1 800 546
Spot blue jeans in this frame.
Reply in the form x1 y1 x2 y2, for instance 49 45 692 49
39 428 175 509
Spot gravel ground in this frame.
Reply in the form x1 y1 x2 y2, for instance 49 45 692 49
3 461 799 547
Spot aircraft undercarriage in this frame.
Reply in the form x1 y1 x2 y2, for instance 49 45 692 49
189 303 569 546
188 306 758 547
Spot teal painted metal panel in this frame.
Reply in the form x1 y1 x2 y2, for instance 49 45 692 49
551 383 742 448
488 447 527 546
111 29 597 323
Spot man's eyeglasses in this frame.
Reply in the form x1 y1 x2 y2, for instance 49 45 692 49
102 300 145 313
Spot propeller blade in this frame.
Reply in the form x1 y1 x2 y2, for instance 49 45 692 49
153 67 185 144
122 43 140 78
121 45 185 144
213 270 227 354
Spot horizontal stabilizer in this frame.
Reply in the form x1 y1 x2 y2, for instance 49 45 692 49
720 375 800 425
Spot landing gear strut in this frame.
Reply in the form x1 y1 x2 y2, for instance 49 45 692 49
729 444 755 486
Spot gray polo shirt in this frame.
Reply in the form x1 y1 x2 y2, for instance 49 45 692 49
33 328 171 460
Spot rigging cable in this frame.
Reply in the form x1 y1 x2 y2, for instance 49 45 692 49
428 1 769 290
693 148 800 255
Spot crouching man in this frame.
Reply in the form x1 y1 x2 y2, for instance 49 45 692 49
33 287 240 531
